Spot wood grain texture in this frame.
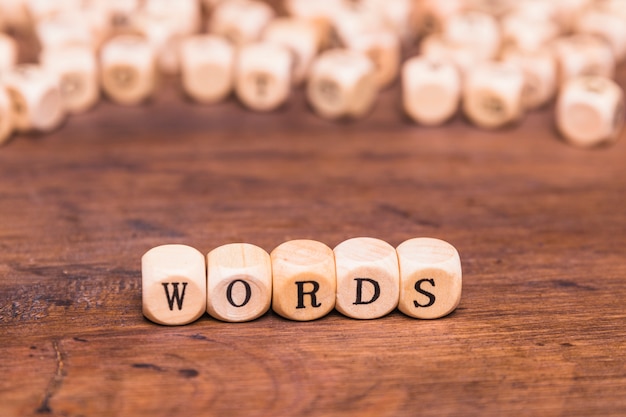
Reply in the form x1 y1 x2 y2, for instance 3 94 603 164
1 42 626 417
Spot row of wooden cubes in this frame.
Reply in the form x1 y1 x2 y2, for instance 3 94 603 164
0 33 622 149
1 0 625 148
142 237 462 325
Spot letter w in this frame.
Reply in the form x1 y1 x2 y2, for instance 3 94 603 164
162 282 188 311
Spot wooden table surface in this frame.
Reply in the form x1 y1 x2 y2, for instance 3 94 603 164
1 58 626 416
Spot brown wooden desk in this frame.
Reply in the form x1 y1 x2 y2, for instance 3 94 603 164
1 63 625 417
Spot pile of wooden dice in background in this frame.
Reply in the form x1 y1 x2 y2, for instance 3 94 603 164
142 238 462 324
0 0 625 148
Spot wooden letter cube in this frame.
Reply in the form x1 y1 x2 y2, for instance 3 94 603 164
396 238 462 319
271 239 336 321
207 243 272 322
142 244 207 325
463 62 525 129
402 56 461 126
344 29 401 88
209 0 275 46
552 35 615 83
556 75 624 147
334 237 399 319
262 17 320 85
307 49 378 120
501 46 557 110
180 35 235 104
40 45 99 114
235 42 292 112
132 14 183 75
3 64 66 132
100 35 156 105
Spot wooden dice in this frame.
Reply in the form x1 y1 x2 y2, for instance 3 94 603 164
500 47 557 110
552 35 615 83
463 62 525 129
402 56 461 126
180 35 235 104
556 75 625 147
2 64 66 133
262 17 320 85
207 243 272 322
343 29 401 88
334 237 399 319
142 244 207 326
235 42 292 112
100 35 156 105
307 49 378 120
396 238 462 319
270 240 336 321
40 45 99 114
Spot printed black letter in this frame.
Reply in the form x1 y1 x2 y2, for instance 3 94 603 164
295 281 322 309
413 278 436 308
226 279 252 308
162 282 188 311
353 278 381 305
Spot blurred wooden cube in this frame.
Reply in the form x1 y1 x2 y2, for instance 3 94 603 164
556 75 624 147
576 7 626 62
307 49 378 120
344 29 401 88
463 62 525 129
262 17 320 86
552 35 615 83
180 34 235 104
235 42 292 112
501 46 557 110
100 35 157 105
442 11 501 60
271 239 336 321
133 13 184 75
402 56 461 126
3 64 66 132
40 45 99 114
